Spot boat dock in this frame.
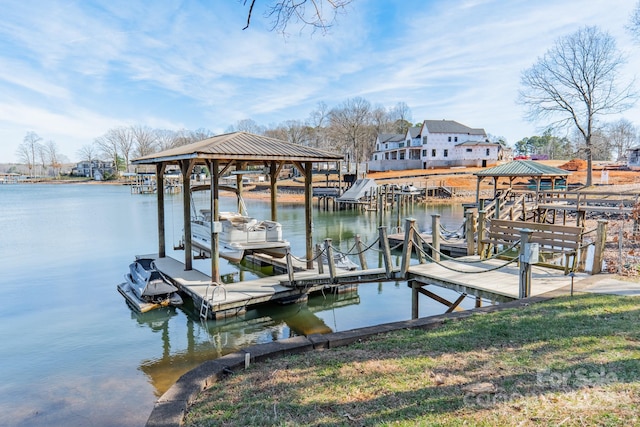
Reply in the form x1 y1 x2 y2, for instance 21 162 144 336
407 257 586 302
143 255 361 319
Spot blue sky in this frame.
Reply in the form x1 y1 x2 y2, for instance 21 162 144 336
1 0 639 163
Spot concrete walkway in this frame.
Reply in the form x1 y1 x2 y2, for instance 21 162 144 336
576 275 640 296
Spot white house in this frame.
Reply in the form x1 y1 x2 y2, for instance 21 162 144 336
369 120 502 172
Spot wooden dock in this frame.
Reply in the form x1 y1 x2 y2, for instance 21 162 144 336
407 256 587 302
144 255 362 319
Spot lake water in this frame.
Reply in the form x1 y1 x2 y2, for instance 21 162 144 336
0 183 469 426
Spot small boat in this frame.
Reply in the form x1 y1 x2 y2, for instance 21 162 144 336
117 258 183 313
188 185 290 263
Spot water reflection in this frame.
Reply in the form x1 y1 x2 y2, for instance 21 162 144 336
132 290 360 396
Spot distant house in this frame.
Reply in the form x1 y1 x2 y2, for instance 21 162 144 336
369 120 502 172
627 146 640 171
72 160 115 179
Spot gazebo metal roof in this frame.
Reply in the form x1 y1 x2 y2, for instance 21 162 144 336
475 160 570 177
132 131 342 165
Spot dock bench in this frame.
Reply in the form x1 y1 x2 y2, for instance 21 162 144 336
480 219 583 274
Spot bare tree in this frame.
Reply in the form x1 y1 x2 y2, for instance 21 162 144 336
226 119 265 135
329 97 373 175
605 119 637 161
389 101 413 134
154 129 178 151
94 129 122 177
45 140 62 178
630 1 640 41
242 0 352 33
519 26 637 186
191 128 215 142
308 102 331 149
265 120 311 145
131 125 158 158
77 143 98 178
16 131 42 177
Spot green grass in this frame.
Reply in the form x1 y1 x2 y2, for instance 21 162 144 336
184 293 640 426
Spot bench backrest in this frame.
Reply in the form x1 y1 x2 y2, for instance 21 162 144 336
488 219 583 251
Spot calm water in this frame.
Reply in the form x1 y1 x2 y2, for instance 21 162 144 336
0 183 468 427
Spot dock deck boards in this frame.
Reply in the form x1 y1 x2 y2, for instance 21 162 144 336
143 254 361 318
408 256 587 301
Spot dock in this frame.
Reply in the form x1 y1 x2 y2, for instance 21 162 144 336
407 257 587 303
144 255 360 319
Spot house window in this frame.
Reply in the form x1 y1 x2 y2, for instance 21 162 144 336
385 143 388 149
399 151 405 160
448 136 451 142
374 154 378 160
422 149 427 157
422 136 428 144
399 142 405 148
431 149 436 157
444 149 449 157
466 148 472 153
486 148 490 156
454 137 458 142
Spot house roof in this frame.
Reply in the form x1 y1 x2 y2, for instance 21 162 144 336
407 126 421 138
377 133 405 144
132 131 343 165
475 160 570 177
422 120 486 136
456 140 500 147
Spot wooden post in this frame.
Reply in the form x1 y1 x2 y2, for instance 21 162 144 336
324 238 336 281
465 209 475 255
270 161 279 222
379 226 393 278
156 162 166 258
210 159 221 283
315 243 324 274
414 226 425 264
431 214 441 262
180 159 196 271
518 229 533 298
355 234 368 270
410 280 419 320
286 249 294 286
592 219 608 275
477 210 486 258
400 218 415 278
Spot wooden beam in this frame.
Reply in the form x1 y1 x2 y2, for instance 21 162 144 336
209 159 221 283
156 162 166 258
180 159 196 270
269 161 284 222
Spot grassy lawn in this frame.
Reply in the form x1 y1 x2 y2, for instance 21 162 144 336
184 293 640 426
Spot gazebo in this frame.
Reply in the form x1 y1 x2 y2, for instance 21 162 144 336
132 131 344 282
474 160 571 204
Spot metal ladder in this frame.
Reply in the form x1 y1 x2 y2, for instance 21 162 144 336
199 282 226 321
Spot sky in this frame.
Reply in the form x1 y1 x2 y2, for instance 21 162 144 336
1 0 639 163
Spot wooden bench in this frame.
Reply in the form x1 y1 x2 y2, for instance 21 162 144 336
480 219 583 274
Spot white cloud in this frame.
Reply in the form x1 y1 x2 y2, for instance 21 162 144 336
0 0 639 162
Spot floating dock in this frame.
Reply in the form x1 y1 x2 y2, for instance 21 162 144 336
141 255 359 319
